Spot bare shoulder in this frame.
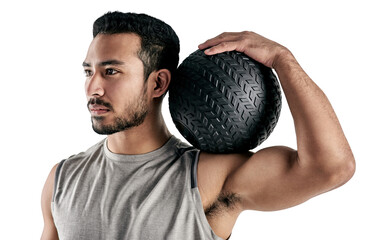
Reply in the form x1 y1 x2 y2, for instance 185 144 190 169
41 163 58 209
41 163 59 240
41 163 59 203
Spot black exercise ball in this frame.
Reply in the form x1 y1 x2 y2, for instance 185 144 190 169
168 49 282 153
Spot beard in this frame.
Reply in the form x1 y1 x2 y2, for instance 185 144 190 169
88 93 149 135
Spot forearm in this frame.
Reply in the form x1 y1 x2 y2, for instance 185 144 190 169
274 50 354 172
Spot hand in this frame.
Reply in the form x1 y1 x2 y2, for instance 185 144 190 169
198 31 290 69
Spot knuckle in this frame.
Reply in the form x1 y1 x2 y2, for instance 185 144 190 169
218 32 228 38
241 30 252 35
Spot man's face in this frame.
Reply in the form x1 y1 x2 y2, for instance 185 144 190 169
83 33 149 134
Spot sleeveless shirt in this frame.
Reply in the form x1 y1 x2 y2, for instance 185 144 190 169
52 136 224 240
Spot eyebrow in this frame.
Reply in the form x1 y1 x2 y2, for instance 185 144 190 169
82 60 125 67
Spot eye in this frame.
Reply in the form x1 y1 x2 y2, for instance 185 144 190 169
84 69 93 77
105 68 118 75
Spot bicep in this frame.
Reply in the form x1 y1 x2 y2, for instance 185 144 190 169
41 164 59 240
224 146 332 211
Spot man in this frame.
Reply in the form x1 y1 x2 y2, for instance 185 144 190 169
41 11 355 240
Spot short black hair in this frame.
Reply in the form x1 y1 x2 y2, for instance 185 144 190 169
93 11 180 81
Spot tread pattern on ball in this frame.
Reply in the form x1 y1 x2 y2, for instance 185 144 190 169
169 50 282 153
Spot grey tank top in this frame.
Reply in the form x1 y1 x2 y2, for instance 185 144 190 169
52 136 224 240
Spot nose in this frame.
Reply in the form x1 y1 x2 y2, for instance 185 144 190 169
85 71 105 97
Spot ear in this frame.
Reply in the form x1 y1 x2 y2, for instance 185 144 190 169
151 69 171 98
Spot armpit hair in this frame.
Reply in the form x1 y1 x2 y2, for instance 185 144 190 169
205 191 241 217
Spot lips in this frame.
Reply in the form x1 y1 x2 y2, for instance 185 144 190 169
89 104 111 115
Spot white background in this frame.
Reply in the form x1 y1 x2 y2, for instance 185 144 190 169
0 0 372 239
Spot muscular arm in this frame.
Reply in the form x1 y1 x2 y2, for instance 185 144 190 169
198 32 355 211
41 164 59 240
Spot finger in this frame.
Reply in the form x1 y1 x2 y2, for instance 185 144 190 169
203 41 238 55
198 32 241 50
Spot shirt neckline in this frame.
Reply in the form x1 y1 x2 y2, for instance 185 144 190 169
104 135 178 162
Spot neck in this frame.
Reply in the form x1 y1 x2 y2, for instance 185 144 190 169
106 112 172 155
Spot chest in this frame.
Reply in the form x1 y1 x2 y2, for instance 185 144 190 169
52 158 194 239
